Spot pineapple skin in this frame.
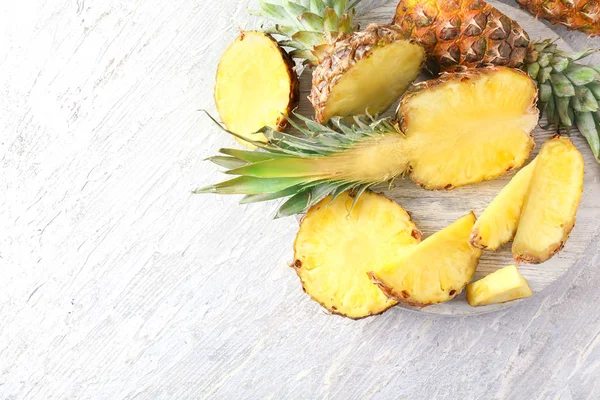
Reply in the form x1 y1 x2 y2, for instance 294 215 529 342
466 265 532 307
517 0 600 37
214 31 300 146
393 0 531 73
309 24 425 123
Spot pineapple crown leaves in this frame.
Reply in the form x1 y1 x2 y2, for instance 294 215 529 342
526 39 600 161
249 0 361 65
195 111 397 217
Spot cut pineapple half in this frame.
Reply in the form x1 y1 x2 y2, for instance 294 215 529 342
293 191 422 319
214 31 299 147
513 137 584 263
470 160 537 250
398 67 538 189
466 265 532 307
369 213 482 306
311 28 426 123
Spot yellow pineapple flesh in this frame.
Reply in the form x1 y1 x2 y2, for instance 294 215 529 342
470 160 537 250
513 137 584 263
466 265 532 306
398 67 538 189
293 191 422 319
369 213 481 306
214 31 299 147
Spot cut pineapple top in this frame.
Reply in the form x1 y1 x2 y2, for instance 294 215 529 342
370 213 482 306
293 191 421 319
398 67 538 189
470 159 537 250
513 137 584 263
214 31 299 147
466 265 532 307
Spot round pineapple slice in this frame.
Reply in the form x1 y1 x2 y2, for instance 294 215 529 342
309 25 425 123
214 31 299 147
293 191 422 319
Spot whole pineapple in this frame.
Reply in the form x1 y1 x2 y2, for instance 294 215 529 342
393 0 600 161
517 0 600 37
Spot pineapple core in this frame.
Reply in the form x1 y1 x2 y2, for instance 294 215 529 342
401 68 538 189
466 265 532 307
370 213 482 306
513 137 584 263
470 160 537 250
215 31 296 146
320 40 425 122
293 191 421 318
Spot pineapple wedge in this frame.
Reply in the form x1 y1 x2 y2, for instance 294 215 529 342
369 213 481 307
470 160 537 250
293 191 422 319
466 265 532 307
513 137 584 263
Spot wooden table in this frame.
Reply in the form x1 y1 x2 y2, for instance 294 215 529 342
1 0 599 398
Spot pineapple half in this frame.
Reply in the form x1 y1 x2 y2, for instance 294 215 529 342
466 265 532 307
198 67 539 217
293 191 422 319
214 31 299 146
369 213 482 306
513 137 584 264
253 1 426 122
470 160 537 250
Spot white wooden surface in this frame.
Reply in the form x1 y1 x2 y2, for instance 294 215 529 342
1 0 599 398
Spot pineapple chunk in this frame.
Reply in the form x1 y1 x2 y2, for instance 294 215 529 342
369 213 481 306
399 67 537 189
513 137 584 263
214 31 299 147
470 160 537 250
466 265 532 307
293 191 422 319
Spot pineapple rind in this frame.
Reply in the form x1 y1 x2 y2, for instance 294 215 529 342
370 212 482 307
466 265 532 306
516 0 600 36
293 191 422 319
512 137 584 263
470 159 537 250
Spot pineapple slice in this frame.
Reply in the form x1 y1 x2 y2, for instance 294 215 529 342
293 191 422 319
513 137 584 263
214 31 299 147
369 213 482 306
398 67 538 189
470 160 537 250
466 265 532 307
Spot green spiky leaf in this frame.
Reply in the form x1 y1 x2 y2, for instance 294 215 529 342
565 64 599 86
575 111 600 161
550 73 576 97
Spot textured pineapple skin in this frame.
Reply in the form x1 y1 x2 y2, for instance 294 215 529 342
309 24 425 123
393 0 531 73
293 191 422 319
470 159 537 250
513 137 584 264
466 265 532 306
369 212 482 307
397 66 538 189
214 31 299 147
517 0 600 37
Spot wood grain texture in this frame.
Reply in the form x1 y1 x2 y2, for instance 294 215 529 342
0 0 599 398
